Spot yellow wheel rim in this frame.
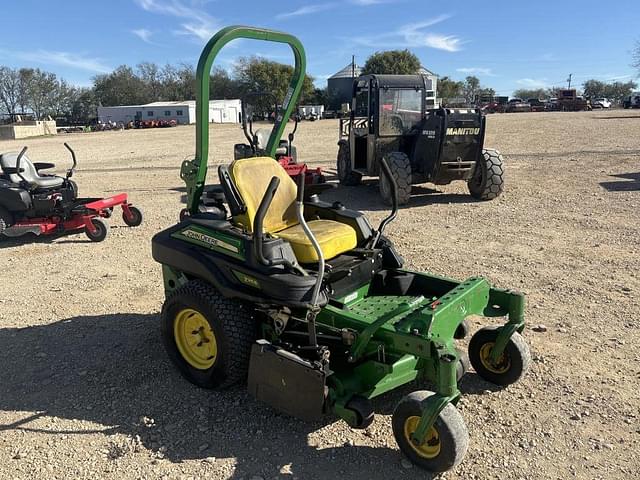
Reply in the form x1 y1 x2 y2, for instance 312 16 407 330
403 416 441 459
479 342 511 374
174 308 217 370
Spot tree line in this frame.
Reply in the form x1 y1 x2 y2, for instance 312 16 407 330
1 47 638 123
512 80 638 103
0 58 324 124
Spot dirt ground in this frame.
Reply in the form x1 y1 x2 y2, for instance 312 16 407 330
1 111 639 480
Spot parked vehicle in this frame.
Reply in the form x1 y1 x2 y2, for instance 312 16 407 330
527 99 546 112
592 98 611 109
505 98 531 113
338 74 504 205
623 92 640 109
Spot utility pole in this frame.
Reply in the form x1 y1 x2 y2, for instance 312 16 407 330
351 55 355 78
567 73 572 89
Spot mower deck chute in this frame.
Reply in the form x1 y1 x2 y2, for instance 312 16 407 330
151 25 530 474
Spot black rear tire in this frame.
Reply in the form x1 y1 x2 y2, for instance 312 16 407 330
85 217 109 242
0 206 13 236
161 280 257 389
379 151 412 205
468 149 504 200
337 141 361 186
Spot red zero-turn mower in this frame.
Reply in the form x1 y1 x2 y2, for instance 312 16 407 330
0 143 143 242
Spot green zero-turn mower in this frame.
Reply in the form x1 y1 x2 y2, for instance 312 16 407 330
152 25 531 473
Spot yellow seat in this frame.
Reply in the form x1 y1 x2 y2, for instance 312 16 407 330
229 157 357 262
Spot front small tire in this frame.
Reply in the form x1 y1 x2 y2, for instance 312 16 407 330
379 151 412 206
392 391 469 472
123 206 143 227
468 149 504 200
85 217 109 242
468 325 530 386
161 280 256 389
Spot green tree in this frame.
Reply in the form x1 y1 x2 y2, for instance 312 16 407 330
70 88 98 123
437 76 463 100
234 56 315 108
26 69 58 119
462 76 481 103
513 88 548 100
210 66 241 99
361 49 421 75
582 79 637 102
93 66 148 107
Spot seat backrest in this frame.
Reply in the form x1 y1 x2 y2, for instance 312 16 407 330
0 152 39 185
229 156 298 234
253 128 271 150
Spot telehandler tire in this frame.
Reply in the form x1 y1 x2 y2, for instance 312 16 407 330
337 141 361 186
468 149 504 200
380 151 412 205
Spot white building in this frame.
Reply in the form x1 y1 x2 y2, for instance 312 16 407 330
97 99 242 125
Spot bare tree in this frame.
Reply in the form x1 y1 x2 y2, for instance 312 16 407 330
633 41 640 73
0 66 20 115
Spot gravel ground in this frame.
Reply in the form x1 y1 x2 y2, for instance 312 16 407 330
1 111 639 480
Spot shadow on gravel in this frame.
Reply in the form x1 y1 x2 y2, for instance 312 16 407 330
0 313 442 480
600 171 640 192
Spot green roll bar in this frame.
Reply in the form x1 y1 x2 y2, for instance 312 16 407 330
181 25 307 214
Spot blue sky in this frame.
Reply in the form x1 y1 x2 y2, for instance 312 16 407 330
0 0 638 95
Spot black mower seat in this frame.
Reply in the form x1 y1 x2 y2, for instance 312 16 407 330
229 156 357 263
0 152 64 189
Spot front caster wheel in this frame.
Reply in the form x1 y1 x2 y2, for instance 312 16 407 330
345 395 374 429
85 217 109 242
468 325 530 386
123 206 143 227
392 391 469 472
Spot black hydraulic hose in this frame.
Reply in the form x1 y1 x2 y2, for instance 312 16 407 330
371 156 398 248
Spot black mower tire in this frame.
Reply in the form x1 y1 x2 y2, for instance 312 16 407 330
379 151 412 206
0 205 13 236
392 391 469 472
161 280 257 390
85 217 109 242
468 149 504 200
337 141 361 186
123 206 143 227
468 325 531 386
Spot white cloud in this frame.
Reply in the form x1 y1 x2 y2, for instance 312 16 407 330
516 78 549 88
350 0 393 4
135 0 219 42
276 3 336 19
348 15 464 52
457 67 495 76
132 28 154 44
418 34 463 52
12 50 112 73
